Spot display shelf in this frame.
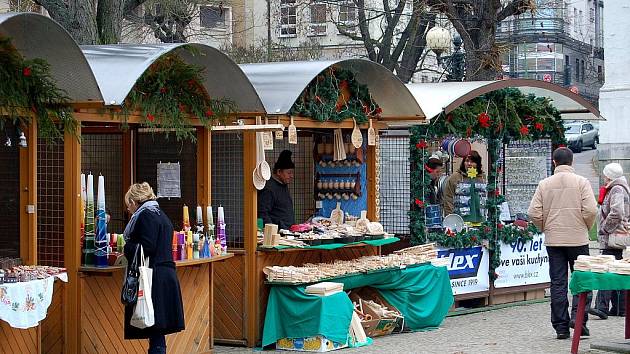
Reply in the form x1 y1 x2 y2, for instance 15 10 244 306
257 237 399 252
78 253 234 273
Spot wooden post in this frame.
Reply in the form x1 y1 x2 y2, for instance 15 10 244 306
196 127 214 349
197 127 212 216
242 131 258 347
19 121 37 265
63 128 82 353
366 130 378 221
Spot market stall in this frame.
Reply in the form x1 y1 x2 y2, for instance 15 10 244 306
3 12 270 353
70 43 265 353
210 59 438 348
401 80 604 306
0 12 98 354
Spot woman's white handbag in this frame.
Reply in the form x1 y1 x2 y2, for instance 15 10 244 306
130 246 155 328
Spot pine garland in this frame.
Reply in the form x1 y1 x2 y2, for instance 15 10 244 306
409 88 566 279
123 49 237 141
289 66 381 123
0 35 76 143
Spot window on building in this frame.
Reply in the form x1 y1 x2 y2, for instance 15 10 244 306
309 3 327 36
575 58 580 81
338 1 358 33
200 6 227 29
598 65 603 82
589 8 595 23
280 0 297 37
573 8 578 33
538 58 554 71
581 59 585 83
578 10 583 34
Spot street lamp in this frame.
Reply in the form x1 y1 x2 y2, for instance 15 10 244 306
426 26 466 82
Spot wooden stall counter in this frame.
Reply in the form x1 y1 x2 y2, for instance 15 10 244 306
79 254 233 354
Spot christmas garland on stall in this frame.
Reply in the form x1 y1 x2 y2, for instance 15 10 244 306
0 35 76 143
123 49 237 141
409 88 567 279
289 66 381 124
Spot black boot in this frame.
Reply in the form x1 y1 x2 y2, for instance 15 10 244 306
588 308 609 320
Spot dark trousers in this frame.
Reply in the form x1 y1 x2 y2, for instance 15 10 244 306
148 334 166 354
595 248 626 316
547 245 592 334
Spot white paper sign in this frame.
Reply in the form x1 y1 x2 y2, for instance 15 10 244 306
156 162 181 198
437 246 490 295
494 233 550 288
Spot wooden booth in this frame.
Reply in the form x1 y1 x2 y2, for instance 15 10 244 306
399 80 605 308
1 13 268 353
211 59 425 347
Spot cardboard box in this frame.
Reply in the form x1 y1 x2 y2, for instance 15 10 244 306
276 335 348 352
349 287 403 337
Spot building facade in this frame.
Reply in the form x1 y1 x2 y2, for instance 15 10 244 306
498 0 604 104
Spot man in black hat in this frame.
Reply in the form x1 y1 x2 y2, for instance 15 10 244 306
258 150 295 230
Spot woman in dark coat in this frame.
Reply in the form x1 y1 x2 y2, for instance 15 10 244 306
123 182 185 354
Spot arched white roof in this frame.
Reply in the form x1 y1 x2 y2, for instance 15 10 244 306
406 79 603 121
240 59 425 119
0 12 102 102
81 44 265 112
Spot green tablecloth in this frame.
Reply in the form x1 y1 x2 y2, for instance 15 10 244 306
265 237 399 250
262 263 453 347
570 270 630 295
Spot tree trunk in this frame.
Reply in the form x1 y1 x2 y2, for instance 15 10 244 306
35 0 99 44
397 13 434 83
97 0 124 44
464 24 500 81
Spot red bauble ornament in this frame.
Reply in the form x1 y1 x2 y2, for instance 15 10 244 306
375 107 383 115
478 112 491 128
534 122 544 131
22 67 31 77
447 114 453 122
416 140 428 149
471 236 478 242
160 87 167 94
205 109 214 117
497 223 504 230
146 113 155 122
519 125 529 135
415 199 424 207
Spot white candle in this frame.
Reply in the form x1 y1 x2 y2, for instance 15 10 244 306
87 174 94 204
97 175 105 211
196 205 203 225
80 174 86 203
217 206 225 225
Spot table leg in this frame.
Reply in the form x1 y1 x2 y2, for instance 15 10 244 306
625 290 630 339
571 292 588 354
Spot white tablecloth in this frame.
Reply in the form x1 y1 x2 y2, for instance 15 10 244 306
0 273 68 329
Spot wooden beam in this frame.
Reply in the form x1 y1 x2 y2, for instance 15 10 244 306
63 128 82 354
367 130 378 221
19 121 37 265
242 131 258 347
211 124 284 132
197 127 211 219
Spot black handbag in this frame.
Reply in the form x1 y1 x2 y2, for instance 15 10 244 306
121 243 141 306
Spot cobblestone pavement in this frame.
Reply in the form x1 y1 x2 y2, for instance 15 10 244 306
215 298 628 354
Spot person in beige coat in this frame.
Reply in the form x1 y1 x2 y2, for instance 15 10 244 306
528 147 597 340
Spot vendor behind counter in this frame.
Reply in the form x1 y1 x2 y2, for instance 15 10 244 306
258 150 295 230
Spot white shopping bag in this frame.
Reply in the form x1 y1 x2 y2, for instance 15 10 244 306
130 246 155 329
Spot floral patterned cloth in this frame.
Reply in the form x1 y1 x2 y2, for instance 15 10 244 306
0 273 67 329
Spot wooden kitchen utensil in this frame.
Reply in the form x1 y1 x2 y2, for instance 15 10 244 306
367 119 376 146
288 116 297 144
351 118 363 148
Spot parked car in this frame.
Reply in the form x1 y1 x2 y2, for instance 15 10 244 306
564 121 598 153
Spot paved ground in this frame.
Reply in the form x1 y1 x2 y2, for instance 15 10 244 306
215 299 628 353
573 147 600 194
215 148 616 353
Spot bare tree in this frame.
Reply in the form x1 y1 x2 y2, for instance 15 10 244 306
429 0 536 80
123 0 196 43
224 38 324 64
311 0 535 81
33 0 148 44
